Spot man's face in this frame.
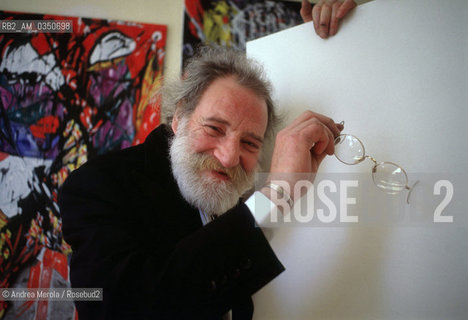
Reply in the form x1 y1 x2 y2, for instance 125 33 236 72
169 76 268 214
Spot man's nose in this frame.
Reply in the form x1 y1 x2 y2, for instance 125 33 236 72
213 138 240 169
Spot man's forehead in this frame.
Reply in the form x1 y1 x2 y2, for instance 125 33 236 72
192 77 268 130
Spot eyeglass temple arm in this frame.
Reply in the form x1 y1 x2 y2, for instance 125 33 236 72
406 180 420 204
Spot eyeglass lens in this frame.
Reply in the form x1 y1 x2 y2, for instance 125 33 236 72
334 134 409 194
334 134 365 165
372 162 408 194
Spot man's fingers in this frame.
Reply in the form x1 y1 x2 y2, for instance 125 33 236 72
310 0 357 38
325 126 336 155
319 4 332 38
311 122 335 156
337 121 344 132
312 4 321 36
272 111 342 175
292 111 342 137
300 0 313 23
337 0 357 19
291 118 329 154
329 2 341 36
288 117 335 157
287 111 324 130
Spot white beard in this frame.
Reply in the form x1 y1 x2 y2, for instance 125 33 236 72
169 120 256 215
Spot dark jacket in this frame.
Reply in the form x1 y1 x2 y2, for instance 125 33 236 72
59 124 284 320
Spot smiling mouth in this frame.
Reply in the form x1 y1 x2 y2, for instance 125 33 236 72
208 169 230 181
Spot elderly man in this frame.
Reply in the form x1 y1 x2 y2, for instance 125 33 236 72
59 1 354 319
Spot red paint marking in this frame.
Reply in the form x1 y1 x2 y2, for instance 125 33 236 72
29 116 59 139
0 152 9 161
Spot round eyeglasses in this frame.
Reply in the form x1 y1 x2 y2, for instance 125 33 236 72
334 134 419 204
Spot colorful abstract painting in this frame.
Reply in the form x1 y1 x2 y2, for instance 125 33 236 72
183 0 304 64
0 11 166 318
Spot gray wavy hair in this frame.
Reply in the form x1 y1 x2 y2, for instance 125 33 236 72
162 46 279 140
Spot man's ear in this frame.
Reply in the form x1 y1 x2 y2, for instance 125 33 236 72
171 110 180 134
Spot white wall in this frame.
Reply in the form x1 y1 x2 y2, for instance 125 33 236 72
247 0 467 319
